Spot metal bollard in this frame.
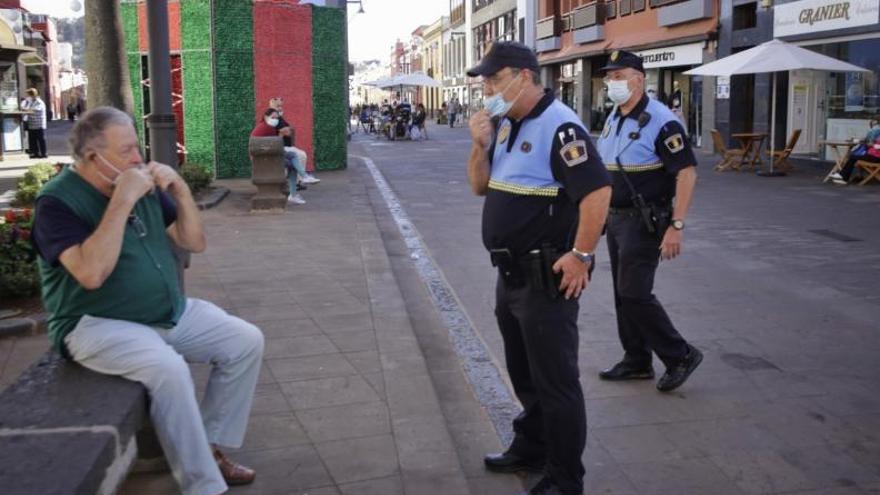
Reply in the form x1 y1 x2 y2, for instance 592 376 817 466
248 136 287 211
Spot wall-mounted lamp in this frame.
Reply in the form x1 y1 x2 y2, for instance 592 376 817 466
760 0 772 9
347 0 365 14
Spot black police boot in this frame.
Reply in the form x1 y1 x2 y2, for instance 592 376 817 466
656 345 703 392
528 476 582 495
483 451 544 474
598 361 654 381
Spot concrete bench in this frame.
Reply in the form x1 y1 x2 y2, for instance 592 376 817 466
0 351 150 495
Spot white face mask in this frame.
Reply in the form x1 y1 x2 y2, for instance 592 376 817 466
483 74 523 118
266 117 279 127
606 79 633 105
96 153 126 186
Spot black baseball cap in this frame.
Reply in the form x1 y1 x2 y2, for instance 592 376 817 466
599 50 645 74
466 41 540 77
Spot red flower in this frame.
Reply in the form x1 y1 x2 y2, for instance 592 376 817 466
19 228 30 241
4 211 15 223
21 208 32 220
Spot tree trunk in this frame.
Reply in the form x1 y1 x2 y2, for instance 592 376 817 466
84 0 134 113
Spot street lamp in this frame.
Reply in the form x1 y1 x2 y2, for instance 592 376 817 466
347 0 365 14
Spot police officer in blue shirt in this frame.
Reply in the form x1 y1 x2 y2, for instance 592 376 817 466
467 41 611 495
595 50 703 392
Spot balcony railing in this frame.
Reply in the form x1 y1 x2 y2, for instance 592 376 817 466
536 15 560 39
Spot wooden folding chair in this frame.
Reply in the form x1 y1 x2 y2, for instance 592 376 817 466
856 160 880 185
711 129 745 172
767 129 801 171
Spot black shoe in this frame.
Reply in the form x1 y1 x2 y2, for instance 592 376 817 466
656 346 703 392
528 476 581 495
598 361 655 381
483 451 544 474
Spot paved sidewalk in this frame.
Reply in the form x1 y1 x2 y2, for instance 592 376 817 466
122 171 518 494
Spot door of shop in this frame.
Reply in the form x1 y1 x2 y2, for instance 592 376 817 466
788 69 825 154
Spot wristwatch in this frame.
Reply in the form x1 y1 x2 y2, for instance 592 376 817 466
571 248 594 265
671 219 685 231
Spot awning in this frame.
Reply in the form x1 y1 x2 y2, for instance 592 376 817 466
19 52 47 66
0 44 36 53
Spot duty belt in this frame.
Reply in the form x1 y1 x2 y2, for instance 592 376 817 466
609 205 670 215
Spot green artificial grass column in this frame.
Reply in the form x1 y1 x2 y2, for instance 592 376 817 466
181 0 216 175
311 6 347 170
211 0 255 178
120 1 144 143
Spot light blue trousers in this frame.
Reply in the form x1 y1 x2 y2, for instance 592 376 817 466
64 298 264 495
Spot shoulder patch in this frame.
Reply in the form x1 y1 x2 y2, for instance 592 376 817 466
664 133 685 154
560 140 589 167
497 123 511 144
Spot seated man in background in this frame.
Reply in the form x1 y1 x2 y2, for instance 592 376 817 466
268 97 320 186
32 106 265 495
252 108 306 205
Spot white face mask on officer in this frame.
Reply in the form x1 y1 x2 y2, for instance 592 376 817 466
265 116 279 127
484 72 524 118
606 79 633 105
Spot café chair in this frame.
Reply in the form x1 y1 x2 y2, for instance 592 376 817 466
711 129 745 172
766 129 801 172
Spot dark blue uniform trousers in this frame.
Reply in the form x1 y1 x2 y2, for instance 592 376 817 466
495 276 585 494
606 211 689 368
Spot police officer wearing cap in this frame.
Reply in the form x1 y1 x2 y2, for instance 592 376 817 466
467 41 611 495
595 50 703 392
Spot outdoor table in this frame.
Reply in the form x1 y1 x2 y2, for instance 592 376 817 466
731 133 767 170
820 139 861 183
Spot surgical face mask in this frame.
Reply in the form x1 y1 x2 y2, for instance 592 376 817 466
96 153 125 185
266 117 279 127
483 74 523 118
606 79 633 105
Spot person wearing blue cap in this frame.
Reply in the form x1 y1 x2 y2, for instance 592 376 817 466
466 41 612 495
595 50 703 392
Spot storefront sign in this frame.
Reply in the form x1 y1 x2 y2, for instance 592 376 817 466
774 0 880 37
634 42 704 69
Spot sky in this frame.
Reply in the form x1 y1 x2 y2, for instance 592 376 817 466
20 0 83 18
18 0 442 64
347 0 449 63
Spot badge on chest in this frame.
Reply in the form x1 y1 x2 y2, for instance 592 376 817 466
498 123 512 144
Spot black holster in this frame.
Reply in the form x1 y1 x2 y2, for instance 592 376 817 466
491 246 564 298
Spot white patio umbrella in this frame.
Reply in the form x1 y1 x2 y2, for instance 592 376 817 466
362 76 395 88
684 39 870 175
377 72 442 104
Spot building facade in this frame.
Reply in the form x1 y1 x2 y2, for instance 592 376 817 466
443 0 470 110
714 0 879 157
533 0 718 147
421 17 445 117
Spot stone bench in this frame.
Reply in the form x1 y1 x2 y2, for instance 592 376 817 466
0 351 150 495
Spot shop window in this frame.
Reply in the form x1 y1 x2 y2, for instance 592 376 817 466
0 63 18 112
632 0 645 12
733 3 757 30
619 0 631 15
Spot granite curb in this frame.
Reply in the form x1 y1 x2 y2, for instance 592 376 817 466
0 312 47 339
195 185 230 210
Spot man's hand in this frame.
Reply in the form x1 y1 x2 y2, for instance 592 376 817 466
469 109 493 150
113 167 155 205
660 227 683 260
279 127 292 137
553 252 591 300
146 162 188 197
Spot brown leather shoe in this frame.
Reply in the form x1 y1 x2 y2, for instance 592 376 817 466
213 448 256 486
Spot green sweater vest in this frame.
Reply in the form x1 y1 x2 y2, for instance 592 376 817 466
37 168 185 357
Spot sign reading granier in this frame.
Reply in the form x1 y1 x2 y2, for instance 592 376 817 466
774 0 880 37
